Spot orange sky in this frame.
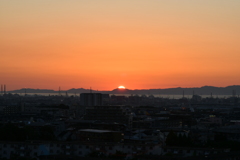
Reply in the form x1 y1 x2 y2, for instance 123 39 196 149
1 0 240 91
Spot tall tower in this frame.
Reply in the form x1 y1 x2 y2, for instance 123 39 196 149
59 86 61 96
1 85 2 95
4 85 6 94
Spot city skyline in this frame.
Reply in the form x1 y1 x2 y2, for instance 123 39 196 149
1 1 240 91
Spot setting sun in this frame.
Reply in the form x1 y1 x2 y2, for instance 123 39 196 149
1 1 240 91
118 86 126 89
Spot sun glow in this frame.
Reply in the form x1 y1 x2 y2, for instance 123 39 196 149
118 86 126 89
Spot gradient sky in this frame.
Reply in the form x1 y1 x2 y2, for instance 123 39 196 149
1 0 240 91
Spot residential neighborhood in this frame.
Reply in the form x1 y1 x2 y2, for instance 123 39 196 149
0 92 240 159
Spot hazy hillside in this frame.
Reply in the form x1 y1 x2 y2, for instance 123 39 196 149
8 85 240 95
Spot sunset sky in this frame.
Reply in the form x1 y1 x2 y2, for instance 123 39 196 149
1 0 240 91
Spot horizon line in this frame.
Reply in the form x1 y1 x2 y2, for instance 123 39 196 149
5 84 240 92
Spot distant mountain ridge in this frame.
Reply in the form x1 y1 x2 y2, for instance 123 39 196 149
8 85 240 95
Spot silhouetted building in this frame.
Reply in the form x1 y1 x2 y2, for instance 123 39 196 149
83 106 132 126
77 129 123 142
192 94 202 102
80 93 103 106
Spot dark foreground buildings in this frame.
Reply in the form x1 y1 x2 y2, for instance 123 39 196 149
0 92 240 159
